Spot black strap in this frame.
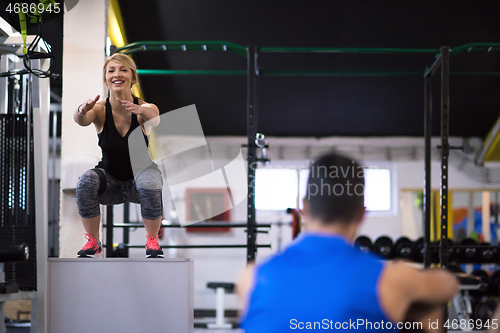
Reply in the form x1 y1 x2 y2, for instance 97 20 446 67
92 168 107 196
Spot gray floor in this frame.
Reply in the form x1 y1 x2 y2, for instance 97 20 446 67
4 326 243 333
6 328 484 333
194 328 245 333
5 328 244 333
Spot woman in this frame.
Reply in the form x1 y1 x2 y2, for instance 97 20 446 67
74 53 163 258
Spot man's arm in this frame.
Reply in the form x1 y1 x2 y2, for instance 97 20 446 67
379 262 460 332
488 301 500 333
236 263 256 316
409 268 461 303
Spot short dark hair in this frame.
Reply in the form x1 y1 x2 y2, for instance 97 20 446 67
305 153 365 224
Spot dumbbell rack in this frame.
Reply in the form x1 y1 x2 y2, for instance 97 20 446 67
356 236 500 264
425 243 500 264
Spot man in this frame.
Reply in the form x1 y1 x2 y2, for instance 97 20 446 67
238 153 459 332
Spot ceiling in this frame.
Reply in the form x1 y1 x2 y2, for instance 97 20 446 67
117 0 500 138
6 1 500 138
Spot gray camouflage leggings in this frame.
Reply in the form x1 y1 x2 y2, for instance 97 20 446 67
76 168 163 220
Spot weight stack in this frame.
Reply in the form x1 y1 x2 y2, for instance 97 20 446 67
0 227 37 290
0 113 37 291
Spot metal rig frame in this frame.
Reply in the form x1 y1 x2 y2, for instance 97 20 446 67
116 41 500 263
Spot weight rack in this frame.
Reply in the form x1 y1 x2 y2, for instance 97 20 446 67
423 44 500 268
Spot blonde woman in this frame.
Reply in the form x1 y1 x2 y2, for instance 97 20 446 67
73 53 163 258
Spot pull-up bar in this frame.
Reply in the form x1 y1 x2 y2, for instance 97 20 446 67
116 41 500 77
117 41 247 56
135 69 500 77
450 42 500 56
117 41 500 57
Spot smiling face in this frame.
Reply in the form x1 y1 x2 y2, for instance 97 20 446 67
102 53 140 95
105 61 135 92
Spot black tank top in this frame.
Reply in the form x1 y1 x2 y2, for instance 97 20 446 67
95 97 149 181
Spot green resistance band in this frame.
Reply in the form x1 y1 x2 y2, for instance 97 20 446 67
18 0 57 54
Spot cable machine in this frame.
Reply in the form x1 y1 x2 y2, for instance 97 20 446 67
0 32 52 333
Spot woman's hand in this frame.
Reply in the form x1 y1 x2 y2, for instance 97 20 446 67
117 98 160 127
117 98 143 115
79 95 100 115
74 95 100 126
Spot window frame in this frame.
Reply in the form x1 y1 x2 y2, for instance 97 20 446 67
253 160 397 217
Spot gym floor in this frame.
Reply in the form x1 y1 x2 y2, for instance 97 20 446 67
193 328 245 333
4 328 243 333
5 326 492 333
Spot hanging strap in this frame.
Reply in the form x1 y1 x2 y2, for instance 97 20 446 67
18 0 57 54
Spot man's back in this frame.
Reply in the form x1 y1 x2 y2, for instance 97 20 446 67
241 233 396 332
238 153 459 333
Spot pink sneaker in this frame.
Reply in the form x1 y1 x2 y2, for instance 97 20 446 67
145 233 164 258
77 234 102 258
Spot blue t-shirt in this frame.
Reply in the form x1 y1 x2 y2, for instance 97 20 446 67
240 233 397 332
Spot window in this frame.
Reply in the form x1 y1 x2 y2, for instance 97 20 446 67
364 168 391 211
299 169 309 209
298 168 392 211
255 169 298 210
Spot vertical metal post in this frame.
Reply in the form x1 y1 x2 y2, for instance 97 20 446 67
26 74 31 225
495 191 499 245
123 202 130 257
0 264 4 333
106 205 114 257
467 191 475 236
440 46 450 268
52 111 57 183
32 56 50 333
0 298 4 333
246 45 258 263
423 51 443 267
0 55 9 114
423 75 432 268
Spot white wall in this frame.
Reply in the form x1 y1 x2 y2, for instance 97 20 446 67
59 0 107 257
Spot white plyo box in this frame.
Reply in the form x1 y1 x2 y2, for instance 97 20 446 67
48 258 194 333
